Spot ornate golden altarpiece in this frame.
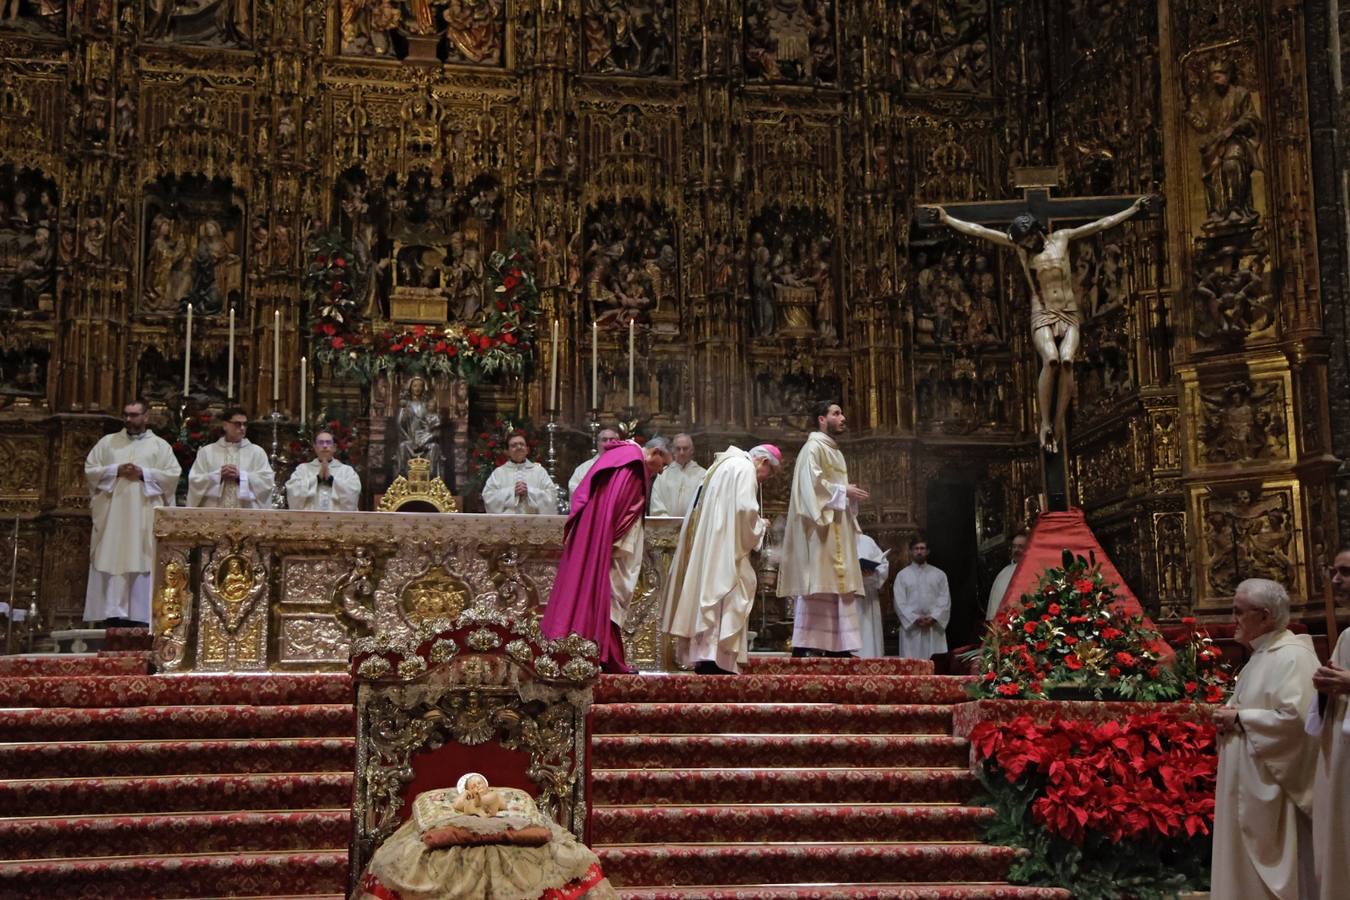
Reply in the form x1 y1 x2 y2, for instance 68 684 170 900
1 0 1347 640
151 507 679 673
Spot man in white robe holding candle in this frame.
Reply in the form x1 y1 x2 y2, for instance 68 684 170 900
285 431 361 512
649 433 706 517
893 535 951 661
83 399 181 626
663 443 781 674
482 432 558 515
777 401 868 657
1211 577 1320 900
1307 546 1350 900
569 427 619 499
187 407 274 509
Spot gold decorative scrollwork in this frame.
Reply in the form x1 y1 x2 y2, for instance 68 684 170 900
377 457 460 513
399 567 472 623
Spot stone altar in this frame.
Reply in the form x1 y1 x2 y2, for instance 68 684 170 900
151 508 681 674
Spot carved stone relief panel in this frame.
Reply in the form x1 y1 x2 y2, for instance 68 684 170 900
1152 510 1189 619
339 0 505 64
901 0 990 94
0 0 65 36
140 175 245 317
583 0 673 75
0 164 58 313
0 434 43 510
0 346 49 405
909 237 1003 349
743 0 836 84
1195 482 1302 605
1191 376 1290 467
745 204 836 344
145 0 254 46
914 352 1014 435
751 368 842 431
581 197 677 331
1073 432 1135 510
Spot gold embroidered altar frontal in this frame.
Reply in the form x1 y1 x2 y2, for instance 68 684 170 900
151 508 680 673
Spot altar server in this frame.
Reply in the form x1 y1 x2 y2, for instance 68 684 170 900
777 401 868 657
986 529 1028 621
568 427 619 499
187 407 274 509
482 432 558 515
543 436 671 673
649 433 706 517
1308 547 1350 900
663 443 781 674
83 399 181 625
1212 578 1319 900
893 536 950 660
285 431 361 512
856 534 890 658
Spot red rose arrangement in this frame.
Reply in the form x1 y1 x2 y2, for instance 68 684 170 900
974 551 1178 701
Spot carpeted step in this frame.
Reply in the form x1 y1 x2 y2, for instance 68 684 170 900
0 809 351 860
0 772 354 817
0 849 347 899
616 885 1071 899
0 673 353 708
0 737 356 779
590 803 995 844
591 734 969 769
595 674 975 706
738 657 935 676
591 767 978 806
0 655 149 677
597 843 1023 887
102 627 153 652
0 704 354 742
591 702 953 736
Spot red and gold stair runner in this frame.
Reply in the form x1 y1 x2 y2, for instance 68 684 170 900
588 657 1069 900
0 639 353 900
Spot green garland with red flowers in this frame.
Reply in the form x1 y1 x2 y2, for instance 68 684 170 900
307 232 541 385
974 551 1182 702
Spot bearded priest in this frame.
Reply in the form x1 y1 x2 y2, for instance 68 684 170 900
663 443 782 674
1211 577 1319 900
187 408 274 509
542 436 672 674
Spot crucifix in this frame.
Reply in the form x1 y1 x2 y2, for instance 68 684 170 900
918 167 1162 511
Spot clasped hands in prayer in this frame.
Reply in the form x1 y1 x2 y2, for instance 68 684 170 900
219 464 240 483
116 463 144 481
514 480 529 497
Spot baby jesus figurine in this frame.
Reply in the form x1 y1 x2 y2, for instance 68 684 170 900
451 773 505 818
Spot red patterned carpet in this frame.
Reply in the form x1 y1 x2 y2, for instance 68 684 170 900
0 641 352 900
590 657 1069 900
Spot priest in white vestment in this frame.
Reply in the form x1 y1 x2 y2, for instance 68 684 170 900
856 534 890 658
186 409 275 509
776 402 868 656
1307 547 1350 900
568 427 619 499
285 431 361 512
84 400 181 625
649 433 706 517
986 530 1028 621
482 432 558 515
663 444 781 674
1212 578 1320 900
893 536 951 660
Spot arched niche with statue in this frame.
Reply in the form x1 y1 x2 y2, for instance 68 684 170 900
366 374 469 503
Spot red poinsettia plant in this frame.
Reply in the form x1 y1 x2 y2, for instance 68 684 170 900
1171 616 1233 704
972 712 1216 897
288 412 359 465
309 234 541 386
464 417 541 494
974 551 1178 701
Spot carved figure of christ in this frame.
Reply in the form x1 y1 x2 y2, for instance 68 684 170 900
919 188 1158 455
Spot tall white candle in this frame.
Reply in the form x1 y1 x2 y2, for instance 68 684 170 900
627 319 635 407
183 304 193 396
591 322 598 409
226 307 235 399
300 356 307 427
549 318 559 412
272 309 281 403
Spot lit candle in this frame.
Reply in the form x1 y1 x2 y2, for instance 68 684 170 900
272 309 281 403
549 318 559 412
183 304 193 396
627 319 635 407
591 321 598 409
226 307 235 399
300 356 307 427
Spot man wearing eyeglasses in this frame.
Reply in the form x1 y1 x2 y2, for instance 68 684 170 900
186 408 274 509
82 399 181 627
286 431 361 512
1308 546 1350 900
1211 578 1319 900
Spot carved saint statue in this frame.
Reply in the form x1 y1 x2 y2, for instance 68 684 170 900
396 375 444 481
1186 58 1263 229
923 196 1154 453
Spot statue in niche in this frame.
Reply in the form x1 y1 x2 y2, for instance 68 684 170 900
183 220 240 314
1186 58 1262 230
0 167 58 311
143 216 190 313
582 198 675 327
0 0 63 33
744 0 835 83
396 376 444 481
341 0 401 55
750 232 774 336
748 205 835 340
141 177 244 316
583 0 672 75
923 195 1154 453
145 0 251 45
0 348 47 399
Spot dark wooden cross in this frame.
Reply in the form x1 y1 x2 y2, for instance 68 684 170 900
917 167 1164 513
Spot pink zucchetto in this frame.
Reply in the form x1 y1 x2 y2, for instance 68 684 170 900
749 444 783 466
